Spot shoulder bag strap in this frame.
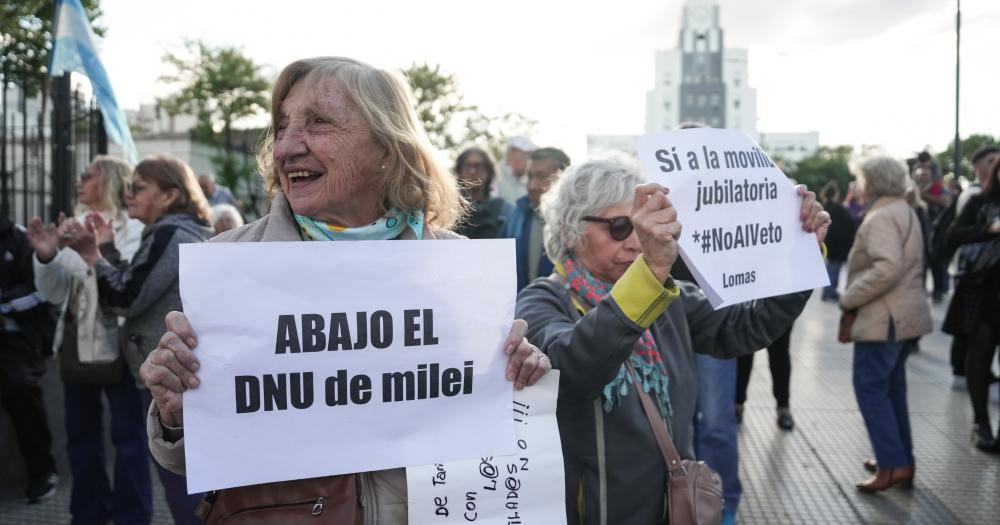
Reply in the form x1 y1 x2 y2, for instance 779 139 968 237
553 270 686 476
625 360 686 478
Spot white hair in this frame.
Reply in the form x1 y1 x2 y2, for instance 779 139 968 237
541 156 645 264
859 157 907 199
211 204 244 228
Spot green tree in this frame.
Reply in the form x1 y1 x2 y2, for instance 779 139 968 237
1 0 104 96
404 62 535 162
935 134 999 180
157 41 270 196
787 145 854 196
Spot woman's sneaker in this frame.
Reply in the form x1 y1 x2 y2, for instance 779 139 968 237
777 408 795 431
26 473 57 504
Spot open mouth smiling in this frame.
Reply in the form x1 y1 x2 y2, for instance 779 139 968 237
287 170 324 184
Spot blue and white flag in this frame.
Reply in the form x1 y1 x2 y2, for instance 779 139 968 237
50 0 138 164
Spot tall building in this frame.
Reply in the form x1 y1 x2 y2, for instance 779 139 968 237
644 0 757 138
588 0 816 160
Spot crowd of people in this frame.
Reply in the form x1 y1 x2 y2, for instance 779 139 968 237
0 55 997 525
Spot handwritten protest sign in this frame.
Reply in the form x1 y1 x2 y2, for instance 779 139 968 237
179 240 517 493
635 128 828 308
407 371 565 525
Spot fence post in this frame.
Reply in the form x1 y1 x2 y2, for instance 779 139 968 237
1 67 8 219
51 73 73 221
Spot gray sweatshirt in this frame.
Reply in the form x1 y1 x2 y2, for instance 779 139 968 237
95 213 212 384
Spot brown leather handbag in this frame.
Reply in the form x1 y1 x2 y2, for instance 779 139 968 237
196 475 363 524
626 362 723 525
837 309 857 344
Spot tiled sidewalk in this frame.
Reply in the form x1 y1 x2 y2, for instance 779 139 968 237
2 294 997 524
736 295 999 524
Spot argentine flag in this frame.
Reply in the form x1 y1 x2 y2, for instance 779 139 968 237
50 0 138 164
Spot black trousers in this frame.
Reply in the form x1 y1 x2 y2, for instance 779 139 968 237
950 335 967 376
736 327 792 408
966 321 1000 427
0 332 56 481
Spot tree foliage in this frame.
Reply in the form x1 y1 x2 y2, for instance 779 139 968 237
0 0 104 95
157 41 270 193
786 145 854 196
404 62 535 162
935 133 999 180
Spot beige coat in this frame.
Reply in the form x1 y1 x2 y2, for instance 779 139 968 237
841 197 932 341
146 193 459 525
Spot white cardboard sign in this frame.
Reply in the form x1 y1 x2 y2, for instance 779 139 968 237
406 371 566 525
179 240 517 493
635 129 828 308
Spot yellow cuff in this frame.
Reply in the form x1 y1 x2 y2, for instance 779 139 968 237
609 254 680 328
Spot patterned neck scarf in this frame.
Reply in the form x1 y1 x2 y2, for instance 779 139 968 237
561 254 672 421
294 209 424 241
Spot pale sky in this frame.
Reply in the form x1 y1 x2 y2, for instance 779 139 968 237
96 0 998 162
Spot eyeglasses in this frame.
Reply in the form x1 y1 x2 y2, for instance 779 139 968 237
460 161 485 173
582 215 633 241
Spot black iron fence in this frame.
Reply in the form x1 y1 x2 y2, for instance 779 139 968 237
1 73 104 226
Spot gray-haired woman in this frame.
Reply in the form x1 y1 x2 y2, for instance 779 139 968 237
515 157 829 524
841 157 932 492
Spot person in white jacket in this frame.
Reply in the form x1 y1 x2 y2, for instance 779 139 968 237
27 155 150 524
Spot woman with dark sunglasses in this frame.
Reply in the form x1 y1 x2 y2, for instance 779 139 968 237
515 156 830 524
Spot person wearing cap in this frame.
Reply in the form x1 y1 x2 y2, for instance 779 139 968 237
499 147 571 291
942 145 1000 396
492 136 537 206
957 145 1000 216
913 152 951 303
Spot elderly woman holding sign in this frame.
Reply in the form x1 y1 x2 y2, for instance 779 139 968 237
140 57 551 524
515 157 829 524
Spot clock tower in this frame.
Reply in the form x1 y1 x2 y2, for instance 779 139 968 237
678 0 725 128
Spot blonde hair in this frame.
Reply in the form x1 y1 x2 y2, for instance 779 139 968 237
134 155 213 224
256 57 465 230
76 155 132 218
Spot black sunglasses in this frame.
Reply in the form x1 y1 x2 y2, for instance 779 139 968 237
582 215 634 241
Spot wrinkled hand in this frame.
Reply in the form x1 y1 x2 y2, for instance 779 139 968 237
54 213 70 248
796 185 831 245
631 183 682 283
85 212 115 245
26 217 60 263
62 216 102 265
503 319 551 390
140 311 201 427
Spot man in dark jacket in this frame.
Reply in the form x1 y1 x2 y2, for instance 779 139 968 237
820 182 856 301
499 147 571 291
0 216 58 503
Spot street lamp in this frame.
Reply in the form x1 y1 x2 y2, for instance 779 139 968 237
953 0 961 178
